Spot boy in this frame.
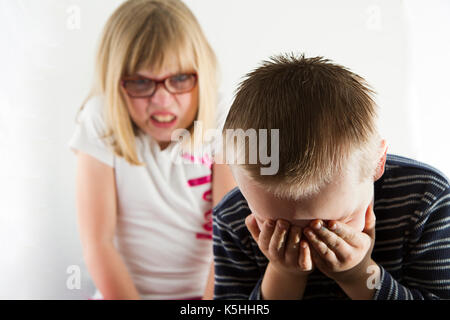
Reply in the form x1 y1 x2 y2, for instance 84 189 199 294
213 54 450 300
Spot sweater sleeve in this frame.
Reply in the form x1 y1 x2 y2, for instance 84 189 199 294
248 278 264 300
373 186 450 300
212 208 263 300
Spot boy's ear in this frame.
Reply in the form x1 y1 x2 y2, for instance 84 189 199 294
374 139 388 182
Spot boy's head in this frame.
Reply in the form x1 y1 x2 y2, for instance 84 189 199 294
223 54 388 231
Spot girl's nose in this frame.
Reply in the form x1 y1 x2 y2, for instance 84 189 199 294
151 83 174 107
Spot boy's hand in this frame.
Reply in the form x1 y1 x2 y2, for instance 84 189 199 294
303 204 376 284
245 213 314 277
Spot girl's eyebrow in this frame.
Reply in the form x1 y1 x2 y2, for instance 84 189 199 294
134 72 178 80
124 73 147 79
134 72 153 78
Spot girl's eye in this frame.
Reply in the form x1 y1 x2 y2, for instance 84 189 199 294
127 79 153 90
167 74 196 92
170 74 189 83
133 79 151 85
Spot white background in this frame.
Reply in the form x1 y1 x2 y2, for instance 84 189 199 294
0 0 449 299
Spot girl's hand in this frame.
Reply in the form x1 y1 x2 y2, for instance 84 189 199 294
245 213 314 277
303 204 376 284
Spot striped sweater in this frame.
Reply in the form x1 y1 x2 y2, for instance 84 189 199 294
213 154 450 300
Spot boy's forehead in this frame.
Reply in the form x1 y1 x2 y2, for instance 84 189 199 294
232 166 360 221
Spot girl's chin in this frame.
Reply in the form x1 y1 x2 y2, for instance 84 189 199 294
151 135 173 145
145 127 177 141
141 129 173 144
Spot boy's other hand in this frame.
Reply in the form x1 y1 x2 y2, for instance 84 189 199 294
245 213 314 277
303 204 376 284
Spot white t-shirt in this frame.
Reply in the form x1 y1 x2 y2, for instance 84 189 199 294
68 95 219 299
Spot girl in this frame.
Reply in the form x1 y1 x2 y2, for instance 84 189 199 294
68 0 235 300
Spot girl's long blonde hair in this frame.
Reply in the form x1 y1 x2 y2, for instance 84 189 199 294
78 0 218 166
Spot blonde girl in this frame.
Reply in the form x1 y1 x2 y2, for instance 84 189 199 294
68 0 235 299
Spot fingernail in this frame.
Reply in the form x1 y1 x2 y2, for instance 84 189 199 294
313 220 322 230
328 221 337 230
278 220 289 230
267 220 275 228
277 230 287 250
294 233 301 245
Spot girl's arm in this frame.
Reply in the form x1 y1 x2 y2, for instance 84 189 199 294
202 163 237 300
76 151 141 300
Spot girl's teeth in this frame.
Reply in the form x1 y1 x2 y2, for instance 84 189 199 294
152 115 175 123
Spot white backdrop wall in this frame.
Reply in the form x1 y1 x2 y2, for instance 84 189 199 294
0 0 448 299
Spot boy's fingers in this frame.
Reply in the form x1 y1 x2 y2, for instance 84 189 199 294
268 220 289 260
327 220 360 247
298 241 313 271
284 226 302 265
304 227 339 266
245 213 260 242
309 244 327 271
311 221 352 262
258 219 276 253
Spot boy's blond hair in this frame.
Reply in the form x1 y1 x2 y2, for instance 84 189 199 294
77 0 218 165
223 54 381 199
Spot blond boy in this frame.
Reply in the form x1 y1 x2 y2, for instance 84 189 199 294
213 55 450 300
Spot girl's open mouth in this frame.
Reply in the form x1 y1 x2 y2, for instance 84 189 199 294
150 113 177 128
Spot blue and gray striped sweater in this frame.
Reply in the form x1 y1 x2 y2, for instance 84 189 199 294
213 154 450 300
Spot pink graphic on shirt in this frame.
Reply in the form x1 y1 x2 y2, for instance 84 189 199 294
182 153 213 169
187 175 212 187
183 153 213 240
202 189 212 202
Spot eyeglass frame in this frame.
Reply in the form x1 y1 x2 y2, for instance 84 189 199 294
120 73 198 99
